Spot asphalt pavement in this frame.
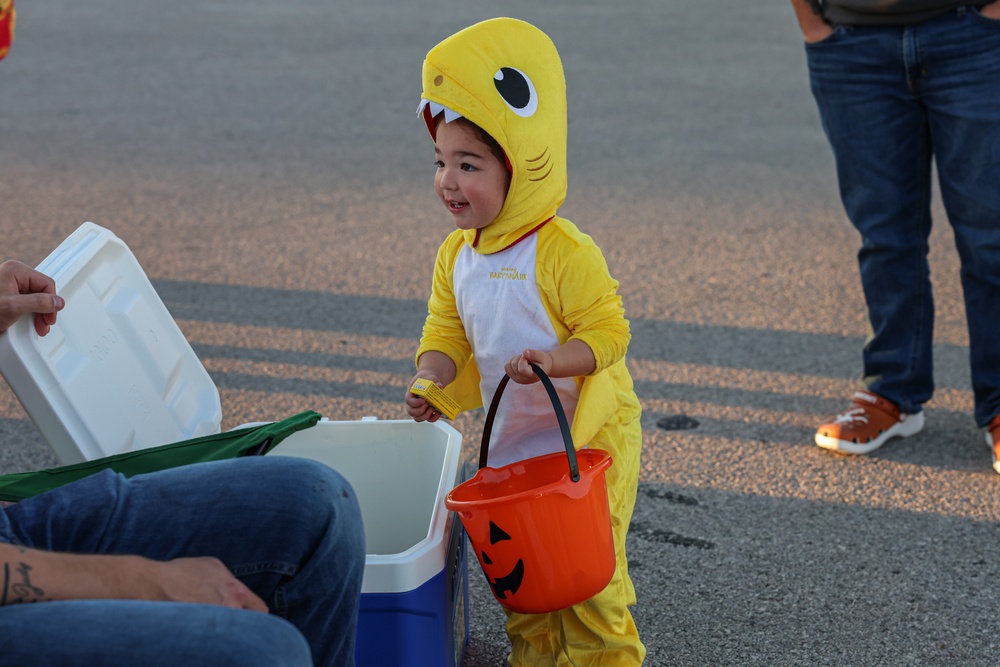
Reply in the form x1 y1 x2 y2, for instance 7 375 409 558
2 1 999 665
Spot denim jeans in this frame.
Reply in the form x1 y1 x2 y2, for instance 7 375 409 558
0 456 365 667
806 6 1000 426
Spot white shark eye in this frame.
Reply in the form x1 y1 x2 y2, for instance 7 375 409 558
494 67 538 118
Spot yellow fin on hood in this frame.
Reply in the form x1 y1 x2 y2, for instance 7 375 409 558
418 17 567 255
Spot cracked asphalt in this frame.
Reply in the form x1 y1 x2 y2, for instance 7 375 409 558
2 1 999 665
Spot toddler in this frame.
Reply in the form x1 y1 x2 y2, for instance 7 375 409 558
405 17 645 666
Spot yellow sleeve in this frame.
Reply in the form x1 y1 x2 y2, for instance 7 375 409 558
415 232 473 381
536 218 630 374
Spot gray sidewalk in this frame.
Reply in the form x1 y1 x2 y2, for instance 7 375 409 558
2 1 998 664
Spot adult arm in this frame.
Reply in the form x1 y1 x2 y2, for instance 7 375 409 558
0 260 266 612
0 542 267 611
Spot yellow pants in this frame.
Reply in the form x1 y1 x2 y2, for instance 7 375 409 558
505 414 646 666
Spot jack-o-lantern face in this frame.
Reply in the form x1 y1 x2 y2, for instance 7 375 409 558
481 521 524 600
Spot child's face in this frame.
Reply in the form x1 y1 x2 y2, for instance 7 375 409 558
433 120 509 231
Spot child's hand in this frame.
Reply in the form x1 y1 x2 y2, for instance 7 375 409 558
505 349 553 384
405 372 444 422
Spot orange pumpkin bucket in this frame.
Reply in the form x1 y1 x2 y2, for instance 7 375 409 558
445 365 615 614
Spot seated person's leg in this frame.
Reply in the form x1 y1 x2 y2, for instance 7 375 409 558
5 456 365 666
0 599 312 667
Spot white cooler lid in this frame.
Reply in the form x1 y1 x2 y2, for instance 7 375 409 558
0 222 222 464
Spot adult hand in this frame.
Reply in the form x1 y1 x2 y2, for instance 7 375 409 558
0 260 65 336
983 1 1000 20
801 20 834 44
789 0 835 44
150 557 268 612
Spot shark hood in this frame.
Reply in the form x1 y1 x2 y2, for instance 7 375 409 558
418 17 567 255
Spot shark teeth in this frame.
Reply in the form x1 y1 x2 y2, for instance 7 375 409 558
416 98 464 123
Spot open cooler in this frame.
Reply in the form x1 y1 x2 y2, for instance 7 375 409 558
269 418 469 667
0 222 469 666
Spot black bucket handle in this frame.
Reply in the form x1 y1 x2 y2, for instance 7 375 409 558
479 364 580 482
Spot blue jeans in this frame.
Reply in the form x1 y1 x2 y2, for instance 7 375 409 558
0 456 365 667
806 5 1000 426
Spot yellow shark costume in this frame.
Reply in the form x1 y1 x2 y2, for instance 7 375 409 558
416 18 645 666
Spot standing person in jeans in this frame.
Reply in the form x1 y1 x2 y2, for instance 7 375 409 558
789 1 1000 471
0 260 366 666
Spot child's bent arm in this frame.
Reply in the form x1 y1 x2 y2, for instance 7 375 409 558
506 340 595 384
415 350 458 387
548 339 596 378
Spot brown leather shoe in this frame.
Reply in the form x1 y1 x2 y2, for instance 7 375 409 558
815 390 924 454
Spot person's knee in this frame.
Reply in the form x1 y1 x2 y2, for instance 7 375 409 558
257 457 355 506
202 612 313 667
126 611 315 667
260 457 366 559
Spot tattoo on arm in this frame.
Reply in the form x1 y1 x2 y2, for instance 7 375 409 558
2 561 47 604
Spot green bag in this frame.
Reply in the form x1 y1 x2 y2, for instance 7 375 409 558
0 410 322 503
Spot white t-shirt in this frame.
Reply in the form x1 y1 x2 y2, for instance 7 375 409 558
453 235 579 468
